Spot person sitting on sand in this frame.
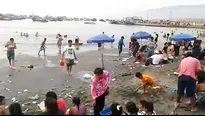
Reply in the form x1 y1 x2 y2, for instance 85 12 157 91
62 40 77 76
124 101 141 115
141 102 156 115
196 70 205 103
135 72 154 94
5 38 17 70
46 91 66 114
159 50 168 64
66 97 86 115
38 38 47 56
42 97 64 115
167 42 174 61
9 103 23 115
0 96 8 115
138 100 147 112
145 50 162 66
110 102 123 115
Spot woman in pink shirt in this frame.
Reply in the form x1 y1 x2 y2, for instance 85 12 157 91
176 52 201 112
91 68 111 115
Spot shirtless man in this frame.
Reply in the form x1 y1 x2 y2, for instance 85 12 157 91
5 38 17 70
38 38 47 56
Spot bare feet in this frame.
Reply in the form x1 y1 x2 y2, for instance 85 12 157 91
11 67 16 70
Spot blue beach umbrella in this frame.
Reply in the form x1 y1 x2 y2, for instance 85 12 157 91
170 33 195 41
87 34 115 43
131 31 151 40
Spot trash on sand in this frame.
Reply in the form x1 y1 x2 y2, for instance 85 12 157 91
11 97 16 102
50 78 54 82
112 78 116 81
32 101 37 104
21 65 34 70
81 91 85 94
18 91 22 94
5 88 10 91
38 101 45 112
122 58 129 62
23 108 29 114
167 74 170 76
29 94 39 100
24 89 28 92
0 81 5 84
64 93 72 98
22 104 25 107
83 73 93 79
122 72 131 77
23 102 31 105
7 80 12 84
173 72 179 75
121 62 126 65
135 62 140 64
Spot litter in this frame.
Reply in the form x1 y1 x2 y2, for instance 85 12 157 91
7 80 12 84
24 89 28 92
5 88 10 91
23 108 29 114
50 79 54 82
18 91 22 94
173 72 179 75
81 91 85 94
38 101 45 112
29 94 39 100
32 101 37 104
83 73 93 79
23 102 31 105
11 97 16 102
112 78 116 81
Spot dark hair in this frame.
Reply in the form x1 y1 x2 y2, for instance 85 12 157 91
45 97 58 115
9 103 23 115
0 96 5 104
150 37 154 41
140 100 147 108
94 67 103 75
102 32 104 34
144 102 154 113
68 40 72 43
159 51 163 54
110 102 123 115
197 70 205 84
184 52 193 58
44 38 47 40
10 38 14 41
126 101 138 115
135 72 142 78
72 97 80 110
121 36 124 39
46 91 57 100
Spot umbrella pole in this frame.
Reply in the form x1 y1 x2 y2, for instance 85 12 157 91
101 53 105 70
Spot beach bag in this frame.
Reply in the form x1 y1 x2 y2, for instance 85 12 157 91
104 87 109 96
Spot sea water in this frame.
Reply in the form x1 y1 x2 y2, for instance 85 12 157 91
0 20 203 60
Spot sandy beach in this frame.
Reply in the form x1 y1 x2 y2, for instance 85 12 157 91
0 47 205 115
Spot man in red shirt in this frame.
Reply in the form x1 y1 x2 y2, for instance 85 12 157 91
177 52 201 112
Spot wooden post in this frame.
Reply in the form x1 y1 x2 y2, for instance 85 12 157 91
101 53 105 70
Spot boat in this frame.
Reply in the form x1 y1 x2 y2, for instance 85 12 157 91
84 22 96 24
72 42 83 45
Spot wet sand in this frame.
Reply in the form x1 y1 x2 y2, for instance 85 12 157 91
0 48 205 115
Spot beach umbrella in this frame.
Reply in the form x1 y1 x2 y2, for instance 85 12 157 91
87 34 115 70
131 31 151 40
170 33 195 41
87 34 115 43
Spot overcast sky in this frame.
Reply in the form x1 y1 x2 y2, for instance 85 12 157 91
1 0 205 18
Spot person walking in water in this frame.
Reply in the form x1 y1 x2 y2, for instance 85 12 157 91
118 36 125 58
66 97 87 115
57 34 63 54
5 38 17 70
62 40 77 76
38 38 47 56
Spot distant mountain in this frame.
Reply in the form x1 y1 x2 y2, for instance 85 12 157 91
136 4 205 20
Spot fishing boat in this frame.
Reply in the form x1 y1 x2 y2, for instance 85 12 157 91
84 22 96 24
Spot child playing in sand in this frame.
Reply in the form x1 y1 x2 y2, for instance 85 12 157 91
135 72 154 94
0 96 8 115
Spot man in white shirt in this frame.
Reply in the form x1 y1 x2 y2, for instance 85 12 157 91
62 40 77 75
151 50 162 65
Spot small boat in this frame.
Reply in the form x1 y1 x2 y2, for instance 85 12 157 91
72 42 83 45
84 22 96 24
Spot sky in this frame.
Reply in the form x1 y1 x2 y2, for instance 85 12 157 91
0 0 205 18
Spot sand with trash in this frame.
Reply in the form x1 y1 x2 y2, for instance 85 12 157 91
0 48 205 115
